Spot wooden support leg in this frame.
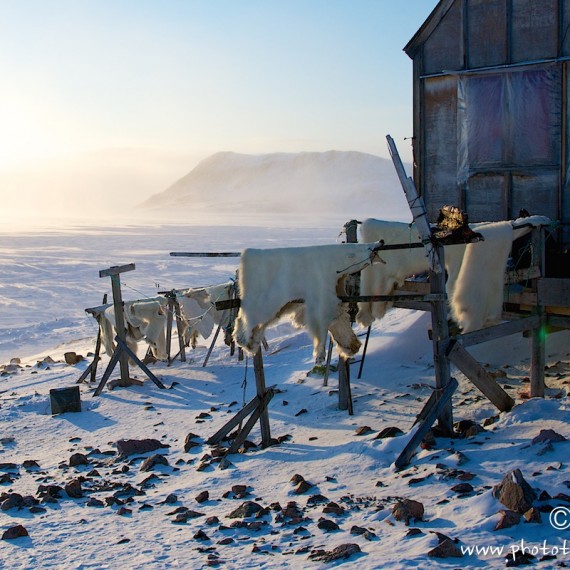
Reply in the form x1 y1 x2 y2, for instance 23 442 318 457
530 227 546 397
531 320 546 398
165 299 174 363
429 247 454 436
447 341 514 412
116 336 167 390
323 337 334 387
338 356 353 414
93 347 122 396
357 326 371 379
203 322 222 367
394 377 458 470
253 349 272 447
173 299 186 363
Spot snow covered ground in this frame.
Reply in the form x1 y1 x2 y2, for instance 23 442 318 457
1 220 569 569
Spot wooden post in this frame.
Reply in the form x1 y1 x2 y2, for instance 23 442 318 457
394 377 458 470
530 227 546 398
99 264 135 387
323 337 334 387
447 341 514 411
338 356 353 414
173 298 187 363
429 243 454 435
253 349 272 447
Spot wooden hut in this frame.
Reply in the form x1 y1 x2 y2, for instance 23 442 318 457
404 0 570 260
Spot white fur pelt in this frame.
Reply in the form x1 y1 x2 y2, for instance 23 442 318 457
176 281 234 348
98 297 168 360
234 243 381 362
450 215 551 332
356 220 430 327
124 297 169 359
357 215 551 333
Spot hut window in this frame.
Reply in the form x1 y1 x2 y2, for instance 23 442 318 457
458 66 561 182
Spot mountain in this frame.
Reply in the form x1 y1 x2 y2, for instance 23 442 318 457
139 150 413 223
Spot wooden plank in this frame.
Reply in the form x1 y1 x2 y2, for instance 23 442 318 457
99 263 135 278
339 293 446 303
170 252 241 257
323 337 334 387
115 336 167 390
396 281 430 294
393 301 432 311
338 356 352 413
447 341 514 411
547 315 570 328
202 321 222 367
537 278 570 307
452 316 540 348
394 377 458 470
429 245 453 434
173 299 187 363
505 266 541 284
206 394 266 445
253 349 272 446
357 326 371 379
531 228 546 398
93 348 121 396
387 134 443 274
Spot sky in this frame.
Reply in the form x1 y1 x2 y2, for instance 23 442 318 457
0 0 439 220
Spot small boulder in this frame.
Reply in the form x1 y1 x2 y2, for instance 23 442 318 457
140 454 169 472
227 501 264 519
116 439 168 457
392 499 424 525
492 469 536 514
2 525 28 540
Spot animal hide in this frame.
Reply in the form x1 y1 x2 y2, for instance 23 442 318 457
234 243 381 362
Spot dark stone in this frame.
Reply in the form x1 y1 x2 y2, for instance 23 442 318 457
1 493 24 510
183 433 202 452
427 534 463 558
307 494 329 506
494 509 521 530
69 453 89 467
195 491 209 503
323 501 345 515
308 543 361 562
194 530 210 541
227 501 263 519
451 483 474 494
355 426 373 436
531 429 567 445
294 480 313 495
231 484 248 497
317 518 340 532
392 499 425 525
492 469 536 514
65 479 83 498
116 438 169 457
374 427 404 439
164 493 178 504
139 454 169 472
2 525 29 540
87 498 105 507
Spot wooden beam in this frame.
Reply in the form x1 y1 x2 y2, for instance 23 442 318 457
206 389 275 445
170 252 241 257
338 356 353 414
253 349 272 447
394 377 458 470
99 264 135 278
447 341 514 412
450 316 539 349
